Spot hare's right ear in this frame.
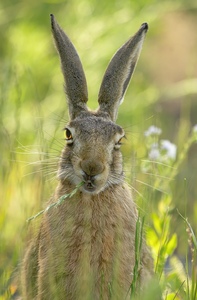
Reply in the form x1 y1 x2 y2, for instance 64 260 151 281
50 14 88 120
98 23 148 121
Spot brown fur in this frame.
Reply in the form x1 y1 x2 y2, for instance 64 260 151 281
20 15 153 299
21 182 153 299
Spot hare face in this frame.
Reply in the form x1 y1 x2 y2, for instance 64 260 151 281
58 113 125 194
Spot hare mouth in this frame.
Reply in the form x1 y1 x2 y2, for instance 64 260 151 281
83 180 97 193
81 173 99 193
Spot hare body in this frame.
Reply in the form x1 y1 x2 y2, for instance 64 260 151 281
21 15 153 299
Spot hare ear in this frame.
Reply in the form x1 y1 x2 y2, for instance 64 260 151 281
50 14 88 120
98 23 148 121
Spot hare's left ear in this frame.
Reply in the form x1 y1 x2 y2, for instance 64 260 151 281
50 14 88 120
98 23 148 122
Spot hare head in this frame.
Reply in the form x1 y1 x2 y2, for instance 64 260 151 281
51 14 148 195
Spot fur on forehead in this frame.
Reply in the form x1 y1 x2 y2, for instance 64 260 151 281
68 112 124 136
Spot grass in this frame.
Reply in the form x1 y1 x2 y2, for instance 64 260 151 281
26 181 84 222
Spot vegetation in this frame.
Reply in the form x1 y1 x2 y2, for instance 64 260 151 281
0 0 197 299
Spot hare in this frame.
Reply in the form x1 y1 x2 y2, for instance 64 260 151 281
20 14 153 300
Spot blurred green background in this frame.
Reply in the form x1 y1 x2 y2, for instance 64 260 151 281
0 0 197 297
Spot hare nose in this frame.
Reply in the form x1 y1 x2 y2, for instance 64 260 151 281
80 159 104 177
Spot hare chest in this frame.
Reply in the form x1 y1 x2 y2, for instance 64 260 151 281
33 187 138 300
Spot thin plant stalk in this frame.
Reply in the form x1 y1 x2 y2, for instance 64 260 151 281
27 182 84 222
129 216 145 299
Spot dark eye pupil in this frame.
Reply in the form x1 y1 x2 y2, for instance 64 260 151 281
65 128 72 140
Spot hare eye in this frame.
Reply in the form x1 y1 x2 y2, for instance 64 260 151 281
118 138 123 144
64 128 73 143
114 137 123 150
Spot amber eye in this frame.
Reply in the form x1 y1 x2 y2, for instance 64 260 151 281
64 128 73 142
114 137 124 150
117 138 123 145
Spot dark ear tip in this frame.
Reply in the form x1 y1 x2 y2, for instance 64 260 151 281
50 14 54 23
141 22 148 32
50 14 55 28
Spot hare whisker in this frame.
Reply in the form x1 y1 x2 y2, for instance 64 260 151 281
135 179 168 194
141 172 172 180
126 182 145 199
140 159 176 169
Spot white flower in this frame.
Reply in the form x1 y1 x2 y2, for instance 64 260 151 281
148 143 160 160
192 124 197 133
144 125 162 137
148 148 161 160
160 140 177 160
